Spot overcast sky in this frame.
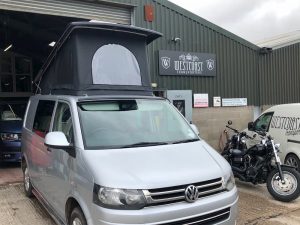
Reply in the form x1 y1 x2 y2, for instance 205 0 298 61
169 0 300 43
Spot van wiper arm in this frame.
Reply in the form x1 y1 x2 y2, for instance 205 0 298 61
120 142 169 148
173 138 199 144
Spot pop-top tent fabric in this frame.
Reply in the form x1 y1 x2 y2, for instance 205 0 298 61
35 22 162 96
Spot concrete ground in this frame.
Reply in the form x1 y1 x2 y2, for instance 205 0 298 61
0 163 22 186
0 166 300 225
237 181 300 225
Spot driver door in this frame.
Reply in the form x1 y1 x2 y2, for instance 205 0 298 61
46 101 75 219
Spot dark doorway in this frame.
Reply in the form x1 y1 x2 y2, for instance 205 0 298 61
0 9 88 97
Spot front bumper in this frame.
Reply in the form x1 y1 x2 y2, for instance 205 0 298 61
0 152 22 162
90 186 238 225
0 142 21 162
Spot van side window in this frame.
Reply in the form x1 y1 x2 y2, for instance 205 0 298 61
254 112 274 132
52 102 74 144
33 100 55 138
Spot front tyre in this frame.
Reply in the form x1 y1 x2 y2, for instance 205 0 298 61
23 162 33 198
267 167 300 202
69 207 87 225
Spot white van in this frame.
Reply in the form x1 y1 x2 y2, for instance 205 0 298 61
22 95 238 225
245 104 300 171
21 22 238 225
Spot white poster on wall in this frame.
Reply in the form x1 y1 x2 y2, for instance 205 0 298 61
194 93 209 108
222 98 247 107
213 96 221 107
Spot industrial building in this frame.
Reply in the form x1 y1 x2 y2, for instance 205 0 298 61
0 0 299 148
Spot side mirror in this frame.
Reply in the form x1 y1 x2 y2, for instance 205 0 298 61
45 132 76 157
190 124 200 136
248 122 254 131
261 124 266 130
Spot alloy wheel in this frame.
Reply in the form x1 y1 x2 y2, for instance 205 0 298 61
286 157 299 169
72 218 82 225
24 167 30 191
271 171 297 196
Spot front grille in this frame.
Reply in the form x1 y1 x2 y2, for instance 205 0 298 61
143 178 224 206
0 147 21 153
159 207 230 225
0 153 17 160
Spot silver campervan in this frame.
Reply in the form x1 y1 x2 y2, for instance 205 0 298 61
21 22 238 225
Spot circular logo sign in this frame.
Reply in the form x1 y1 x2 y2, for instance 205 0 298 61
185 185 199 203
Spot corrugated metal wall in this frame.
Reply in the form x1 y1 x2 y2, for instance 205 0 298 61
4 0 297 106
0 0 132 24
125 0 260 105
108 0 300 106
259 43 300 105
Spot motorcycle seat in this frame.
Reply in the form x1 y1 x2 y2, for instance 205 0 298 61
230 149 245 156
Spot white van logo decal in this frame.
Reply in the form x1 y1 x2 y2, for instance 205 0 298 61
270 116 300 136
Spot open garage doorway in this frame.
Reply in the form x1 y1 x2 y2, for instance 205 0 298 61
0 10 87 168
0 1 133 169
0 0 133 98
0 10 85 97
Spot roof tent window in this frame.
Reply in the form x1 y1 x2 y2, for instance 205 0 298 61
92 44 142 86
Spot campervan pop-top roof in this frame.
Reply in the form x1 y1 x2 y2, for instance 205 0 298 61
35 22 162 96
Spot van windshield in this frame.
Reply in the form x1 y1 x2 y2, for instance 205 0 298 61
78 99 199 149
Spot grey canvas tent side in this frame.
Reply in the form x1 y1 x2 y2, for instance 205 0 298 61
35 22 162 96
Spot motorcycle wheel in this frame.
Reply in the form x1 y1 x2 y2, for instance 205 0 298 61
267 167 300 202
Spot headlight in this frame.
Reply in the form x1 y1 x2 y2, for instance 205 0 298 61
224 171 235 191
93 184 146 210
0 133 20 141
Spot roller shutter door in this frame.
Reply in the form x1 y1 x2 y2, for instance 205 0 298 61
0 0 132 24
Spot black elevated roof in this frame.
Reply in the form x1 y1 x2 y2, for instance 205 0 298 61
35 22 162 96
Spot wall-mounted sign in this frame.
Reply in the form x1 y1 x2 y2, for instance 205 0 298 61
194 93 209 108
222 98 247 107
213 96 221 107
159 50 216 76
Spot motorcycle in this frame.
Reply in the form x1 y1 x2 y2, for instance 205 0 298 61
222 121 300 202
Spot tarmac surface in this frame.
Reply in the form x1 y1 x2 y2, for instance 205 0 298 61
0 165 300 225
0 163 22 186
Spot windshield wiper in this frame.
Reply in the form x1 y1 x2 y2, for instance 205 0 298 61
173 138 199 144
120 142 169 148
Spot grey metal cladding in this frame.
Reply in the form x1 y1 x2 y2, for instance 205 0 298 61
124 0 259 105
104 0 299 106
0 0 132 24
9 0 300 105
259 43 300 105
